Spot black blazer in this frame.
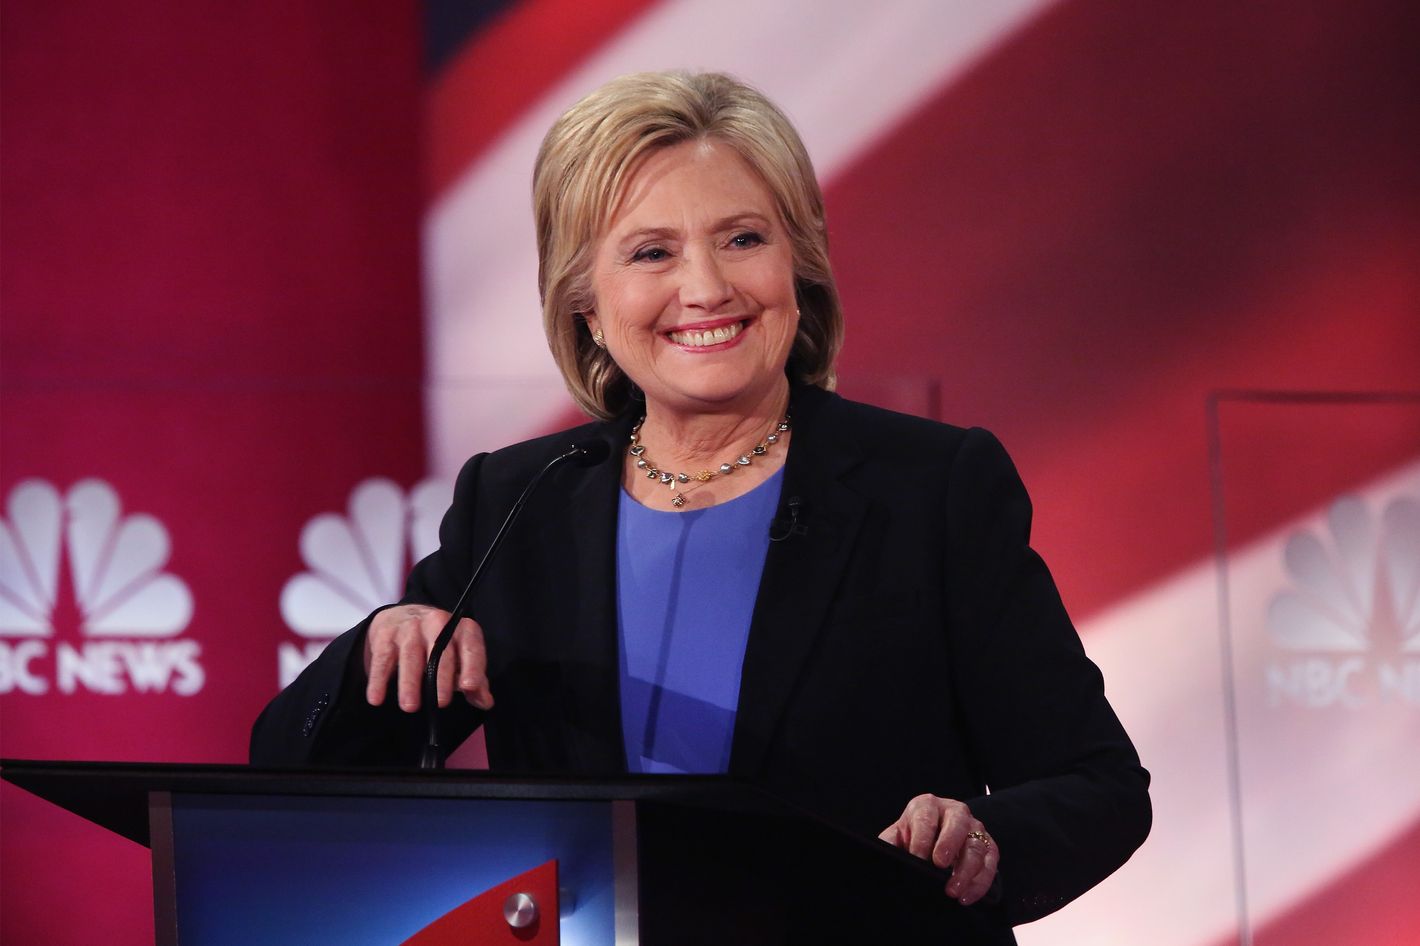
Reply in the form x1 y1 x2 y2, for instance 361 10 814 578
251 384 1150 926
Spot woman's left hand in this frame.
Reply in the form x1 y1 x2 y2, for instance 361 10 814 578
878 794 1000 905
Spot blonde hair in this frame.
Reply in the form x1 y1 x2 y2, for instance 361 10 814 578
533 71 843 419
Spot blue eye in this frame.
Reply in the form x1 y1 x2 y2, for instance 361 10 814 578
729 231 764 248
632 246 669 262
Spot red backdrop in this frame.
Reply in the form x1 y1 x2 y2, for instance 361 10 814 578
1 3 423 942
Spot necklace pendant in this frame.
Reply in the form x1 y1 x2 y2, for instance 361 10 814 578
671 493 686 508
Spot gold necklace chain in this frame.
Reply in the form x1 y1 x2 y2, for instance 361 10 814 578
628 415 791 508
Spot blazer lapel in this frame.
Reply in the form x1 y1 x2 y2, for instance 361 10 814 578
731 387 868 777
536 416 632 773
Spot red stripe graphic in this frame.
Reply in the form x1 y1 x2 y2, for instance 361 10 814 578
823 0 1420 618
424 0 658 204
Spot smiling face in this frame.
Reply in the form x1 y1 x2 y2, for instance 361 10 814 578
585 138 799 420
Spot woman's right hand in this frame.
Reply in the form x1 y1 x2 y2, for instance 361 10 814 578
363 605 494 713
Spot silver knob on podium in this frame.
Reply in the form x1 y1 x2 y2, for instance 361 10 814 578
503 892 539 928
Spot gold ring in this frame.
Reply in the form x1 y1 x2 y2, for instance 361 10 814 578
967 830 992 850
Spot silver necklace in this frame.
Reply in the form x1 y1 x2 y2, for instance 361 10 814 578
628 415 791 508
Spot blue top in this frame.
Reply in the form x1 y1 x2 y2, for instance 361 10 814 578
616 468 784 773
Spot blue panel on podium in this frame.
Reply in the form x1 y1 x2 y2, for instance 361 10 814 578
169 794 615 945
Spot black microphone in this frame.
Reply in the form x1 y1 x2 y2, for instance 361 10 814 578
769 496 806 542
419 438 610 769
568 437 611 468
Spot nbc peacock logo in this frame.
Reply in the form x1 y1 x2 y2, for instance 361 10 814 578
277 478 451 687
0 479 202 696
1264 493 1420 708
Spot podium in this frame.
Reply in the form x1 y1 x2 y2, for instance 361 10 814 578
1 759 1010 945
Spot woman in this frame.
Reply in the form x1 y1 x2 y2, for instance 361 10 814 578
251 71 1150 933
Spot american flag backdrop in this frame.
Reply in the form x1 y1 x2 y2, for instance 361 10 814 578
2 2 1417 944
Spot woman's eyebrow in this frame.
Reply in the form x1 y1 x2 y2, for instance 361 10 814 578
713 211 773 229
611 226 678 247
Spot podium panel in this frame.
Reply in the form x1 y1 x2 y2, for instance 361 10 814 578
156 793 617 945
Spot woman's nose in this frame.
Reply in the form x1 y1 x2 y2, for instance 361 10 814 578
678 249 733 310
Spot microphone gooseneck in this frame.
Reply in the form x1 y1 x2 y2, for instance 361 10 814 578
419 438 610 769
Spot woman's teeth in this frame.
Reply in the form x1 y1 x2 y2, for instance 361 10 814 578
668 322 742 347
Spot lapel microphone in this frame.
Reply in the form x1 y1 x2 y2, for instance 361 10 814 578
770 496 806 542
419 438 611 769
